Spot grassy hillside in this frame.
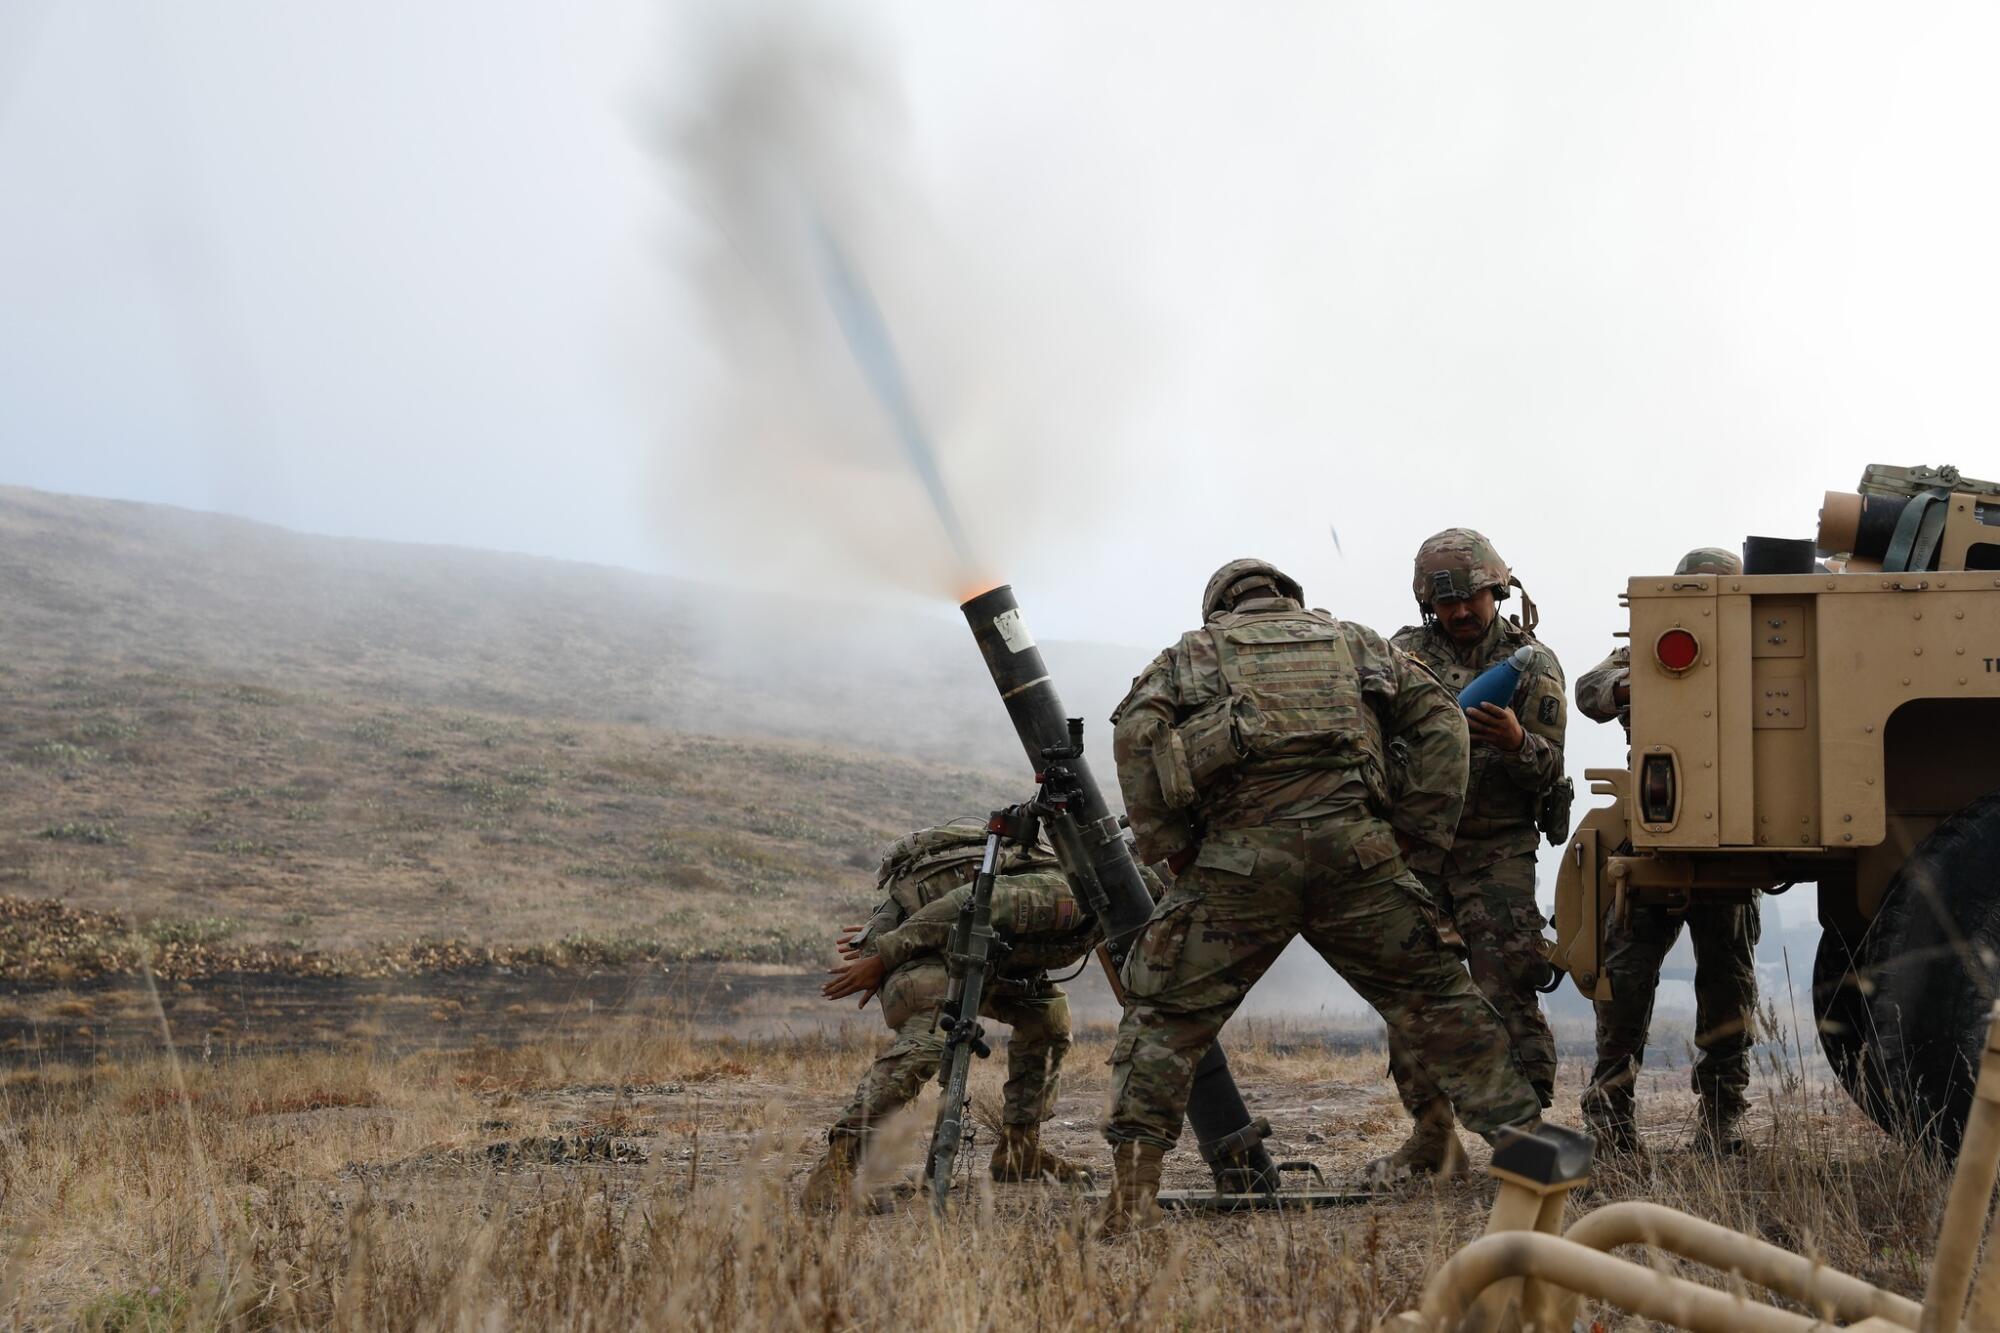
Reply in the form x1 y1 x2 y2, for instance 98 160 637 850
0 487 1122 964
0 485 1142 770
0 660 1015 964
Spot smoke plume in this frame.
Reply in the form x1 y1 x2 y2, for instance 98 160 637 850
648 4 1161 602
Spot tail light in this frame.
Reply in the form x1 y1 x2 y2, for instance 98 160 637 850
1655 628 1701 674
1640 753 1678 825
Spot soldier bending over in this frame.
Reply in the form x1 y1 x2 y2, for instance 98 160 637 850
800 824 1101 1211
1096 559 1543 1237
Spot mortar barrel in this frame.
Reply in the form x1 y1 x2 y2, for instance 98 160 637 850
960 584 1274 1188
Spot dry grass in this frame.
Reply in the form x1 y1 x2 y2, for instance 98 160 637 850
0 1004 1950 1331
0 488 1956 1326
0 665 1017 968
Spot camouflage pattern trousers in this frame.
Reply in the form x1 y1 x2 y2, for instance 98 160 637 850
830 959 1071 1144
1388 853 1559 1115
1580 896 1761 1135
1103 816 1541 1150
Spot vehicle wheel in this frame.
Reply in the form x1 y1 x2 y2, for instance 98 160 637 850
1811 924 1869 1107
1813 790 2000 1156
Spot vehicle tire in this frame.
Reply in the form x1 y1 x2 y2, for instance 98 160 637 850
1813 790 2000 1157
1811 923 1870 1109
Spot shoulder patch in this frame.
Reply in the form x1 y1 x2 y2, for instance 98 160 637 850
1538 695 1560 726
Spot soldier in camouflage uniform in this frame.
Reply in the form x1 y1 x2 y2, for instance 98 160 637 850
800 824 1099 1212
1577 547 1761 1158
1378 530 1566 1183
1095 559 1542 1236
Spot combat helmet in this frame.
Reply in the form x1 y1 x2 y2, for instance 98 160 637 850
1202 559 1303 620
1675 546 1742 577
1412 528 1511 606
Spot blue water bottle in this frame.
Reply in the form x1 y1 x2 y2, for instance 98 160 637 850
1457 645 1536 713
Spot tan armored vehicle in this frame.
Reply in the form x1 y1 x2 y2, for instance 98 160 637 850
1551 463 2000 1151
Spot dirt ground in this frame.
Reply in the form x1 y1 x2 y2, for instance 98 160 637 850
0 979 1950 1331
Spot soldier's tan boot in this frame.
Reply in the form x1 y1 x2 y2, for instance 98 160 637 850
1690 1102 1748 1158
800 1134 863 1214
1583 1100 1648 1164
1362 1099 1468 1190
1092 1141 1166 1240
990 1124 1092 1185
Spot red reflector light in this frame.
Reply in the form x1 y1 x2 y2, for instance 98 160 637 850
1655 628 1701 673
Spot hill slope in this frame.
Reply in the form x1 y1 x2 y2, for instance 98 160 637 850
0 666 1015 961
0 487 1143 960
0 485 1142 768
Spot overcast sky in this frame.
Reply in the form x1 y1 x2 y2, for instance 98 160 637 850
4 1 1998 757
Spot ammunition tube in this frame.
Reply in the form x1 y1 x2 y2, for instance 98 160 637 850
1741 536 1817 575
1817 489 1912 561
1854 493 1912 560
1817 491 1862 556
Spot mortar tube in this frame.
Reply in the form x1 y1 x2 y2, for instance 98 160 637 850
1411 1232 1840 1333
961 585 1275 1190
1918 1006 2000 1333
1557 1201 1920 1329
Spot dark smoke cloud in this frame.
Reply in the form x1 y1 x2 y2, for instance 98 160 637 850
647 2 1165 601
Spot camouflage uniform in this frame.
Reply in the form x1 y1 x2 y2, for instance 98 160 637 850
802 826 1106 1211
829 868 1093 1143
1102 560 1540 1164
1581 895 1761 1151
1388 613 1565 1111
1576 547 1761 1152
1574 644 1633 734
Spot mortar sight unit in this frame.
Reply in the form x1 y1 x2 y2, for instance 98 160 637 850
1550 463 2000 1154
961 584 1279 1193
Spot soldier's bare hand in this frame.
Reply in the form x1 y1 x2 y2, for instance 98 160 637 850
834 924 866 959
1466 702 1525 752
823 954 886 1007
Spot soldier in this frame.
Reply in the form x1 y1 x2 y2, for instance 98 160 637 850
800 823 1097 1211
1096 558 1543 1237
1576 546 1760 1158
1377 529 1567 1183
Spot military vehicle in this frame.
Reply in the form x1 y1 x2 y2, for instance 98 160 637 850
1373 1010 2000 1331
1550 463 2000 1152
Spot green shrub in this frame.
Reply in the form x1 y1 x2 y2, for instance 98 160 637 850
38 822 122 845
213 838 280 857
28 740 98 765
143 916 241 947
219 683 286 707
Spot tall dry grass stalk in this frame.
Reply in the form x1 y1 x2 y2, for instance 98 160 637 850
0 1006 1951 1330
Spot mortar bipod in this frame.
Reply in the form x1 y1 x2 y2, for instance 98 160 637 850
1376 1003 2000 1331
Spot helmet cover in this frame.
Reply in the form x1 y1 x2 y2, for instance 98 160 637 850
1412 528 1511 605
1202 558 1304 620
1675 546 1742 577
